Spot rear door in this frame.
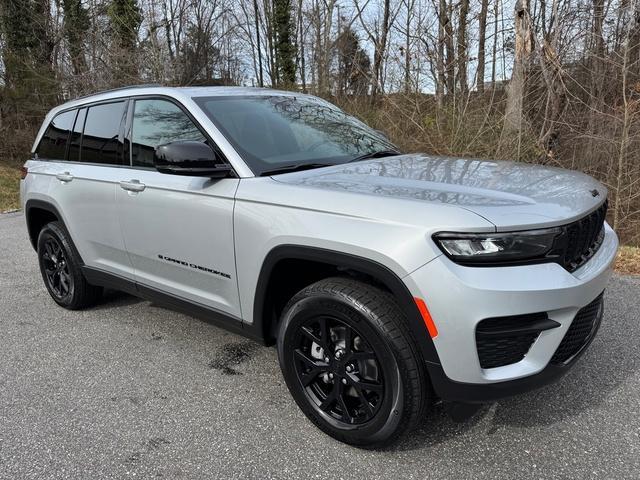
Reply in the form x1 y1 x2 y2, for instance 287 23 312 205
42 100 135 280
116 97 241 318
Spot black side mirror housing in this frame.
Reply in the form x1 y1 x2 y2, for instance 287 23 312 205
154 141 233 178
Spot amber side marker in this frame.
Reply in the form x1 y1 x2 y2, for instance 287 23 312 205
20 166 28 180
414 297 438 338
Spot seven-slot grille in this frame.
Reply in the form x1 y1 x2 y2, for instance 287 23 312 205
561 201 608 272
550 293 604 364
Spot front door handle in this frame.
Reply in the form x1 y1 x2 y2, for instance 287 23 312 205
56 172 74 183
119 179 146 193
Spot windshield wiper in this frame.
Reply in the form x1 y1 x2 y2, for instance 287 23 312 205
347 150 401 163
260 163 333 176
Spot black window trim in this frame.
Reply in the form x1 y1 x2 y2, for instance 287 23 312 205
66 106 86 163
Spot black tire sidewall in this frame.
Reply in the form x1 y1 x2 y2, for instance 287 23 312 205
278 293 406 446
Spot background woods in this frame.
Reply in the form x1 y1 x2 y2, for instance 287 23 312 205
0 0 639 246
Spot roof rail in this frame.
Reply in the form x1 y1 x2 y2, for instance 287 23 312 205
71 83 164 102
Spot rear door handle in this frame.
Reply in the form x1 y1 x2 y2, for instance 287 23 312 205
119 179 146 193
56 172 73 183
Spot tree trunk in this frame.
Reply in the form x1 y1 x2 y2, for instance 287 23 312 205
491 0 499 88
503 0 533 134
372 0 391 97
477 0 489 93
457 0 469 95
436 0 446 105
404 0 412 93
253 0 264 86
443 1 455 96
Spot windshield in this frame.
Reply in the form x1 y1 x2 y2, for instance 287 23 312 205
193 95 398 176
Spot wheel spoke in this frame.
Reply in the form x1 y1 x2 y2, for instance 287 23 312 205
44 242 55 260
353 386 374 417
59 272 70 295
317 317 331 350
337 383 355 424
294 349 326 369
352 378 383 393
294 349 329 386
300 326 323 347
319 383 338 412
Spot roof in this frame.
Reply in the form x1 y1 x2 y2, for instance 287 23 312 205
57 85 301 111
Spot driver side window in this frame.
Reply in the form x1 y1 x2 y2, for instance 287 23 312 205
131 99 206 167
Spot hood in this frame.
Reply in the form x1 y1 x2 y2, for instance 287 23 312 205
272 154 607 230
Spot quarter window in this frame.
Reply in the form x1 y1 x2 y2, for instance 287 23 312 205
81 101 126 165
131 99 206 167
36 110 76 160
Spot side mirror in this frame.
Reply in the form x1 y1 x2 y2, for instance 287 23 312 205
154 141 233 178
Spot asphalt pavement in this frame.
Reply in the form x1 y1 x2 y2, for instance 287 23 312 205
1 212 639 479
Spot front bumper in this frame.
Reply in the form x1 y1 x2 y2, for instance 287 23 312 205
404 222 618 402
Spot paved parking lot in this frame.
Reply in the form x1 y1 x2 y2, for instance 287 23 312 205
1 211 639 479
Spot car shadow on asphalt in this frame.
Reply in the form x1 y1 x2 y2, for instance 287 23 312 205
90 289 144 310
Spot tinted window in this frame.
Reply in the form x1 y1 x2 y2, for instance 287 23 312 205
67 108 87 162
194 96 397 175
36 110 76 160
131 99 206 167
81 101 126 165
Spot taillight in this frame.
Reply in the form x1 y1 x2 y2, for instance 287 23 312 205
20 166 28 179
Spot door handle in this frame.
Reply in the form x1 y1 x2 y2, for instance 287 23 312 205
119 179 146 192
56 172 74 183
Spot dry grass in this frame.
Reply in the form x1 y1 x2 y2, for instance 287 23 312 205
0 162 22 212
616 246 640 276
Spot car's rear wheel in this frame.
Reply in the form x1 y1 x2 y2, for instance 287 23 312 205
277 277 429 447
37 221 102 309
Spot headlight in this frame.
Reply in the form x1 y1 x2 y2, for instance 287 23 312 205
433 228 562 265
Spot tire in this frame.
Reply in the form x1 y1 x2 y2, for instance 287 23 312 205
37 221 102 310
277 277 429 447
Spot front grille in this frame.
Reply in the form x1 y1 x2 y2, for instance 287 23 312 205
550 293 604 364
560 201 608 272
476 313 559 369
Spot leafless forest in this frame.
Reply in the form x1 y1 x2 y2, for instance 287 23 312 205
0 0 639 244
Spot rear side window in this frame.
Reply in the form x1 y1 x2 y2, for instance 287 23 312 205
131 99 206 167
81 101 126 165
36 110 76 160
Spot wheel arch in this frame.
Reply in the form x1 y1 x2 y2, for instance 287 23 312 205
25 199 65 251
252 244 442 367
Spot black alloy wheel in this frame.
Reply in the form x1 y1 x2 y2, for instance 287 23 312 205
41 235 73 300
294 315 384 425
278 277 429 447
37 221 102 309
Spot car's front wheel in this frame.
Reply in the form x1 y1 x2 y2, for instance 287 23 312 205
277 277 429 447
37 221 102 309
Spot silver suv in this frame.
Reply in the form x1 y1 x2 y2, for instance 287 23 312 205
20 86 618 447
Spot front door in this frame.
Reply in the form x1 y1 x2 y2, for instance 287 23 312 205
116 98 241 318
